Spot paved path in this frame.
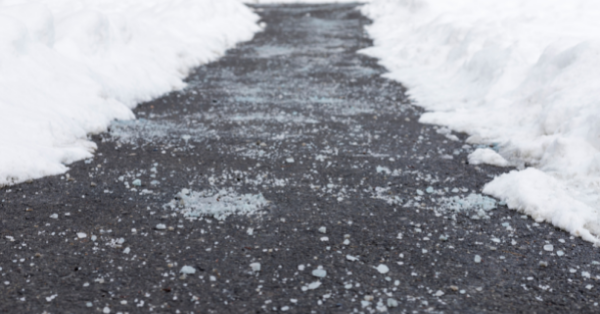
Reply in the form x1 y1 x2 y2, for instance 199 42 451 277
1 3 599 313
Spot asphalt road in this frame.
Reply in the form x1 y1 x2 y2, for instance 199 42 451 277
1 3 599 313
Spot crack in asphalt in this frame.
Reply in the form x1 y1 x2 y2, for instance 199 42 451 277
1 3 599 313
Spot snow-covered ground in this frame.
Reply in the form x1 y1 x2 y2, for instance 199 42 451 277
362 0 600 243
0 0 259 185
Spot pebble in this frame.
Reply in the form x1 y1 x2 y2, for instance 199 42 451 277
250 263 261 272
557 250 565 257
543 244 554 252
318 226 327 234
103 306 111 314
434 290 445 297
86 302 93 307
155 224 166 230
450 285 459 291
375 264 389 274
281 306 289 311
312 269 327 278
320 236 329 242
132 179 141 186
50 214 58 219
123 247 131 254
538 261 548 267
364 295 374 301
474 255 482 263
77 232 87 239
285 157 295 164
180 266 196 274
343 239 350 245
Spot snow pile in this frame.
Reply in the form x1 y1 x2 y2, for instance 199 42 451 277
165 188 269 220
0 0 259 185
362 0 600 243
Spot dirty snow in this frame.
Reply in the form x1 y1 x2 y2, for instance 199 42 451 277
362 0 600 243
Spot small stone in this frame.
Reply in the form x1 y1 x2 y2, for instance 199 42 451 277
586 284 594 290
375 264 389 274
180 266 196 274
103 306 111 314
426 187 434 193
132 179 141 187
50 213 58 219
312 269 327 278
539 261 548 267
281 306 290 311
387 298 398 308
439 235 448 241
343 239 350 245
449 285 459 291
364 295 374 301
318 226 327 234
298 264 305 271
155 224 166 230
285 157 295 164
77 232 87 239
557 250 565 257
543 244 554 252
433 290 445 297
320 236 329 242
250 262 261 272
123 247 131 254
86 302 93 307
474 255 482 263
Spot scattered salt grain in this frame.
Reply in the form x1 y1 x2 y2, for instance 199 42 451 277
250 263 261 272
375 264 389 274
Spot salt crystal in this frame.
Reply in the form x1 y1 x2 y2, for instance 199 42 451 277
346 255 358 262
180 266 196 274
312 269 327 278
375 264 389 274
307 281 321 290
387 298 398 307
250 263 261 272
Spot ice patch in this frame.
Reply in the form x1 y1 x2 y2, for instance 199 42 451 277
165 188 268 221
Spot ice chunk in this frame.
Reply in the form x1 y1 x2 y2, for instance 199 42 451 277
474 255 482 263
318 226 327 234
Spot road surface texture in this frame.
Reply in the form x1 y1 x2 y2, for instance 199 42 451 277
1 3 599 314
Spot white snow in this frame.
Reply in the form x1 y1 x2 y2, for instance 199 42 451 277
0 0 259 186
468 148 509 167
362 0 600 243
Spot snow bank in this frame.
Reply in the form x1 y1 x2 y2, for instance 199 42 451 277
361 0 600 243
0 0 259 185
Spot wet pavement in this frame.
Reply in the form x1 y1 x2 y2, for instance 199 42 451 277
1 3 600 313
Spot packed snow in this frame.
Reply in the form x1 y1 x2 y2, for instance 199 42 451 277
362 0 600 243
0 0 259 186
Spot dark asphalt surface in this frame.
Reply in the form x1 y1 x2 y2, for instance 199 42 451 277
1 3 600 313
